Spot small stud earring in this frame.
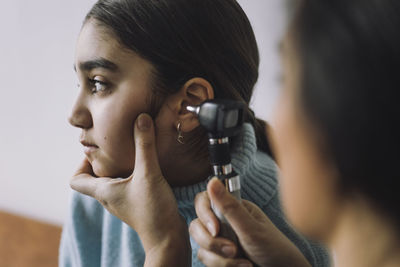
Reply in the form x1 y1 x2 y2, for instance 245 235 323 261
177 122 184 144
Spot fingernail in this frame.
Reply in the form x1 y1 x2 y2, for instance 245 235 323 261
207 222 216 237
210 177 225 198
221 245 235 258
137 114 151 130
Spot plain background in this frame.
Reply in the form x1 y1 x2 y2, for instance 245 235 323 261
0 0 286 226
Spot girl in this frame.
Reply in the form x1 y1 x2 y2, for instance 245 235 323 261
60 0 329 266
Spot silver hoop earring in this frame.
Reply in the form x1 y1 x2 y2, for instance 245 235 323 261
177 122 184 144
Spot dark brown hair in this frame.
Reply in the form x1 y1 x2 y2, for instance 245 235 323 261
293 0 400 225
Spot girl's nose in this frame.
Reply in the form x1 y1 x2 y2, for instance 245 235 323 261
68 94 92 129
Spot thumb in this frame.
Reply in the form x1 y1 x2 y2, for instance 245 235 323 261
133 113 162 179
207 178 257 239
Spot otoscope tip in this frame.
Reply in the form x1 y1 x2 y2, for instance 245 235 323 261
186 105 200 115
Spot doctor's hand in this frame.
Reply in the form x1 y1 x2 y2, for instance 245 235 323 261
189 178 311 267
70 113 190 267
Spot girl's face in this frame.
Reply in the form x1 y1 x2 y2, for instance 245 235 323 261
271 33 341 241
69 20 155 178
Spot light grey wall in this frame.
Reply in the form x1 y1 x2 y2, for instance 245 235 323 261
238 0 286 122
0 0 286 225
0 0 96 225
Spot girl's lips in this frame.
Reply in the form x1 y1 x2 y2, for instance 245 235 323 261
80 140 99 155
80 139 97 147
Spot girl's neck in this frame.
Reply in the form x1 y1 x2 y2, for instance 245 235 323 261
329 198 400 267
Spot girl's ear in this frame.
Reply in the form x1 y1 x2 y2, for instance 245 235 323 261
167 77 214 132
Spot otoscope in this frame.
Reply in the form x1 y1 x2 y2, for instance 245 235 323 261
187 99 244 253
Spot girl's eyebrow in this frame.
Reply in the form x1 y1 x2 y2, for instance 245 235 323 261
74 57 119 73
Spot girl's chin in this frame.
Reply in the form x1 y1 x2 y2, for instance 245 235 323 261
90 160 112 178
91 160 131 178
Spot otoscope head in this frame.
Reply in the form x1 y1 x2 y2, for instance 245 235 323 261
187 99 245 175
187 99 245 139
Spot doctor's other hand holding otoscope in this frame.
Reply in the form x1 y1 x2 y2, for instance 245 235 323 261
189 178 312 267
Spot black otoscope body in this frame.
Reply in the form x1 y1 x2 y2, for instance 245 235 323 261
187 99 244 254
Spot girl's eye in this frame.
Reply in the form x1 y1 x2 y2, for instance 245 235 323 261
89 78 108 94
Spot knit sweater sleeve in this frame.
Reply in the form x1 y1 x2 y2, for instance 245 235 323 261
261 192 331 267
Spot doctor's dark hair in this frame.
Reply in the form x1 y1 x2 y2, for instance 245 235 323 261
293 0 400 225
84 0 273 159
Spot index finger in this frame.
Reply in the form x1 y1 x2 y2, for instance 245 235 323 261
70 173 99 197
194 190 220 237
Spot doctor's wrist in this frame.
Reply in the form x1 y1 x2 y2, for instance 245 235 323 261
143 218 191 267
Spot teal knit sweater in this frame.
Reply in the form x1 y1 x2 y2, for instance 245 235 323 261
59 124 330 267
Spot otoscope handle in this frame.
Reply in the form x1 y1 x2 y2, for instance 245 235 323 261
210 175 244 258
